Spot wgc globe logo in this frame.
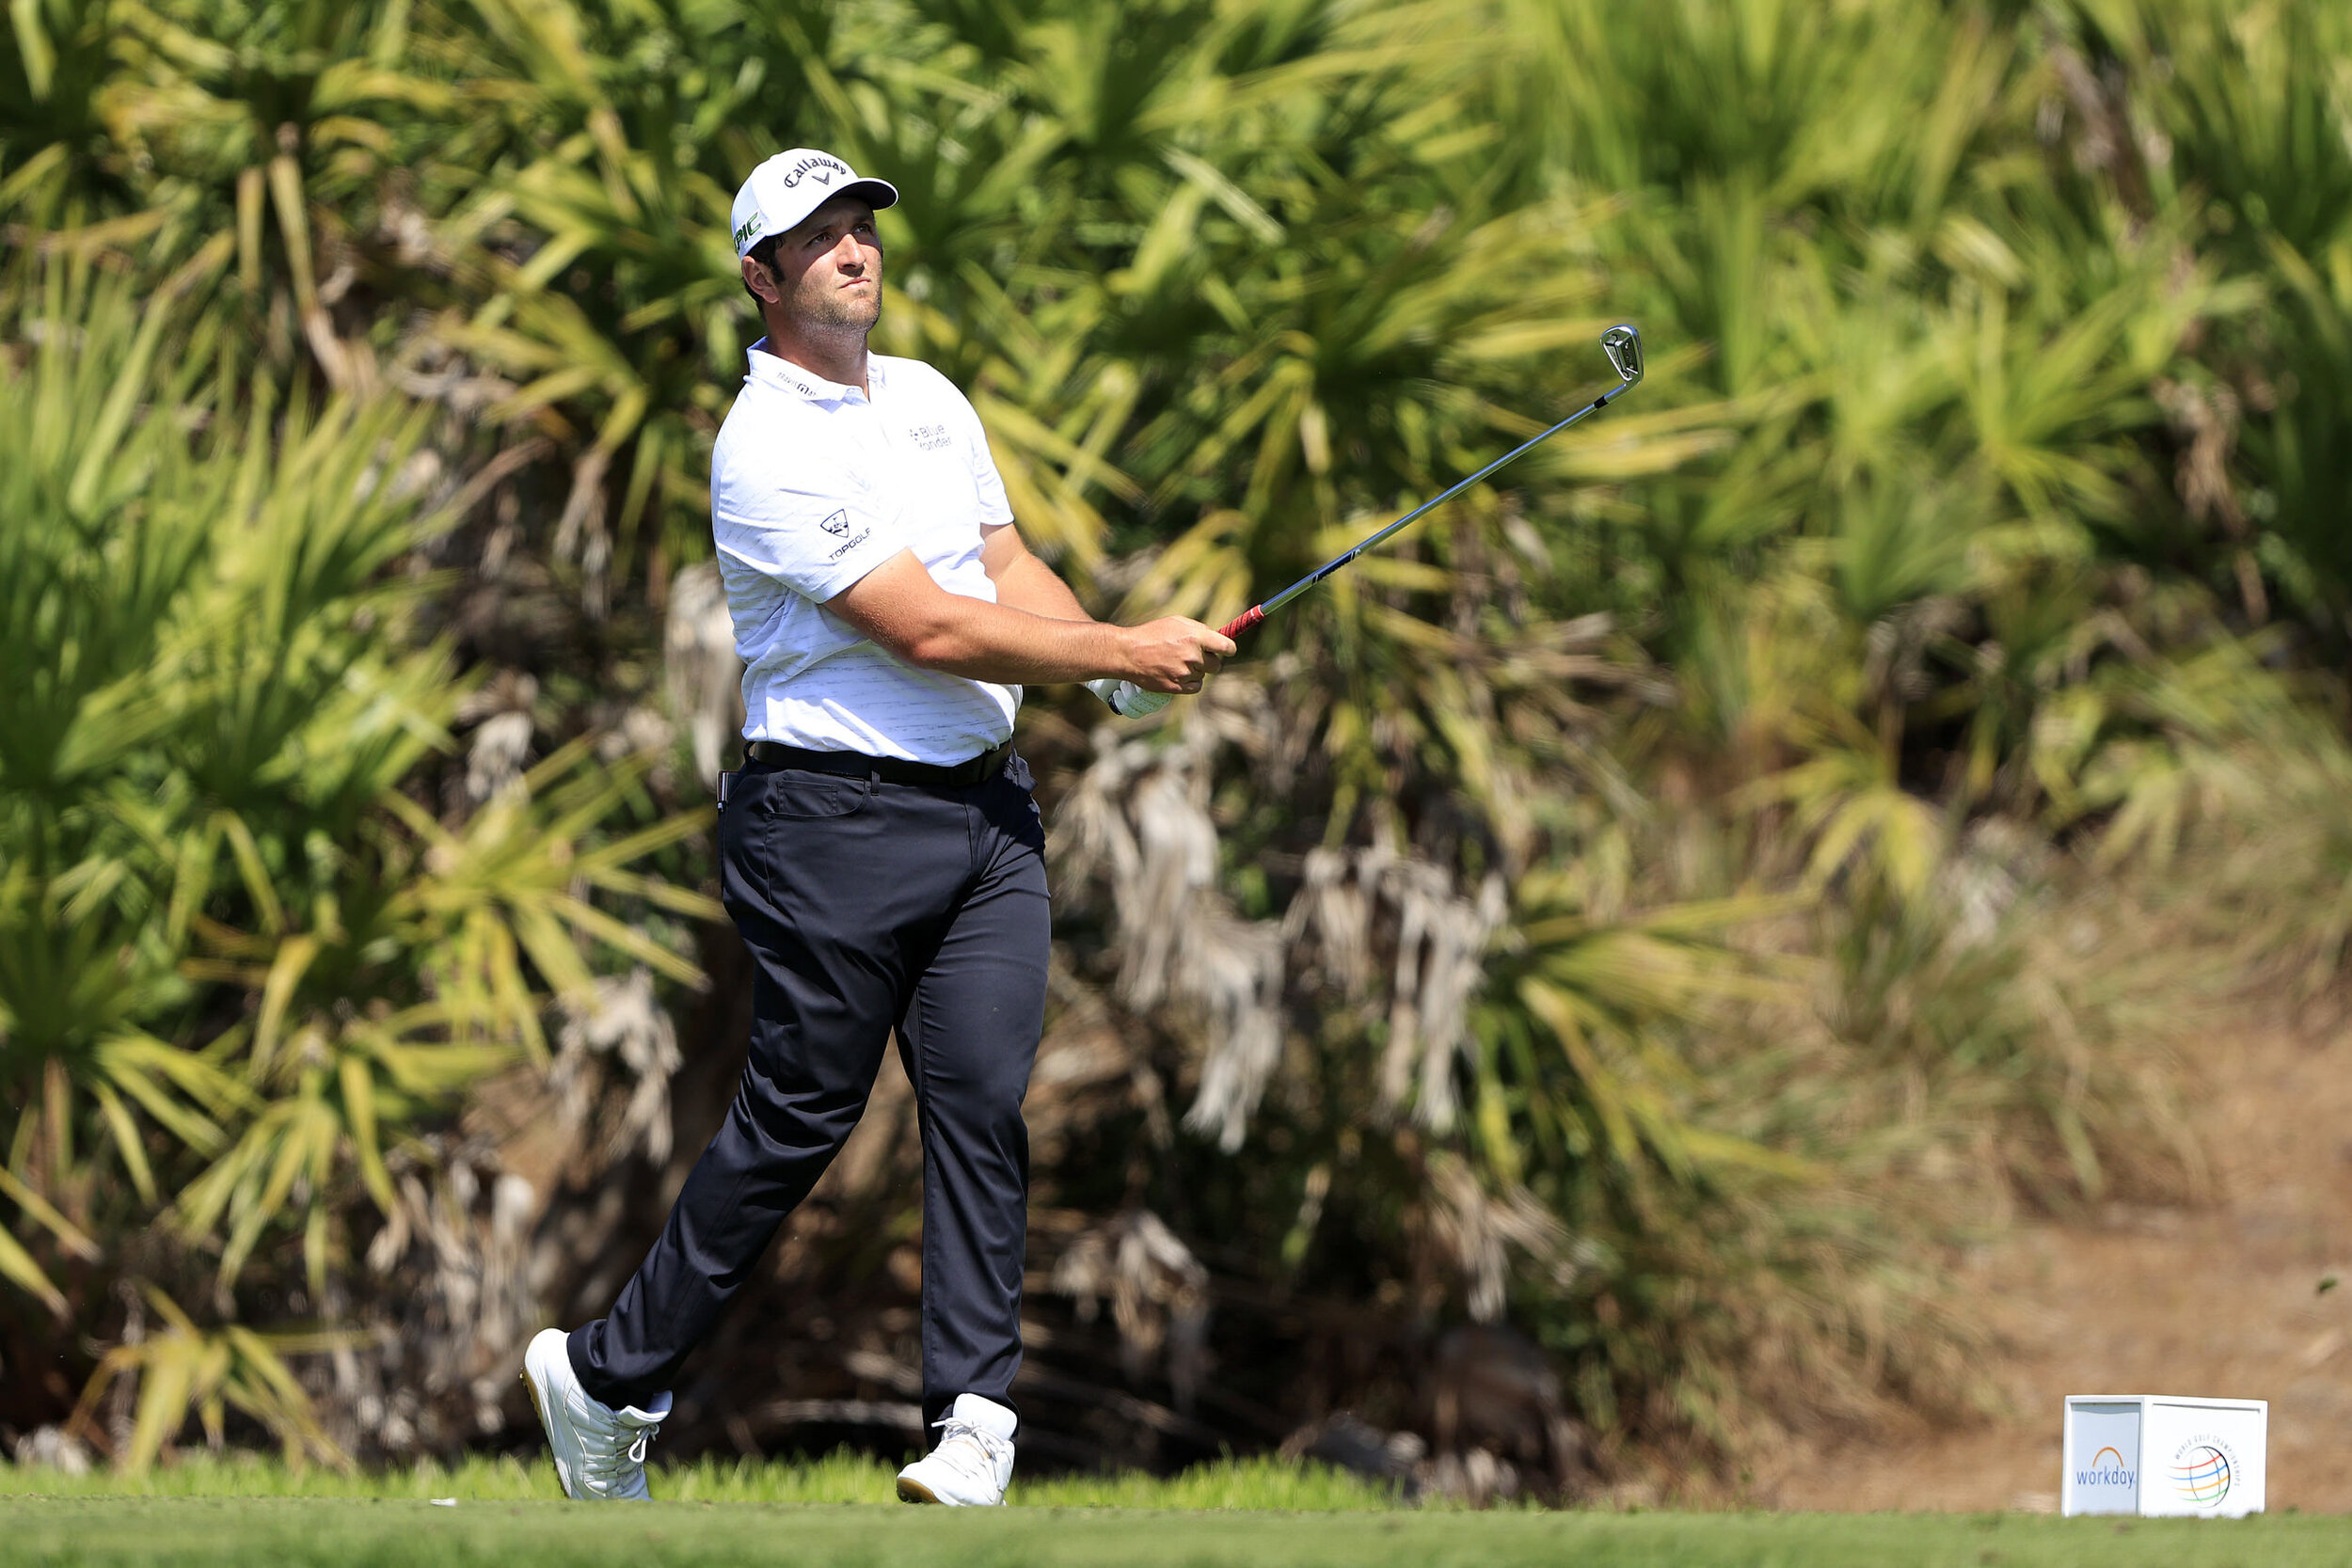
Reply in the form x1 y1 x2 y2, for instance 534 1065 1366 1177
2168 1443 2233 1507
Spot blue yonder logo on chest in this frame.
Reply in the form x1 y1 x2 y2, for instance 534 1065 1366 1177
909 423 951 451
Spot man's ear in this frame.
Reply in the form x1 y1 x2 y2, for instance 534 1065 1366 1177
741 254 779 305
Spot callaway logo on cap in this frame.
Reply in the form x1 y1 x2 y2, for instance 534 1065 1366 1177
730 148 900 258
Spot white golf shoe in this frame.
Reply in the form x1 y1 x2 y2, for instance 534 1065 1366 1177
895 1392 1017 1505
520 1327 672 1500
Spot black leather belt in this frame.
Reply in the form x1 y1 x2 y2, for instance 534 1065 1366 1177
744 738 1013 787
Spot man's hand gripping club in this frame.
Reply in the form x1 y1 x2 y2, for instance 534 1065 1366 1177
826 544 1232 710
1085 617 1229 717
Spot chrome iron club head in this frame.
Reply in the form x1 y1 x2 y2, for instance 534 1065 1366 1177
1601 323 1643 386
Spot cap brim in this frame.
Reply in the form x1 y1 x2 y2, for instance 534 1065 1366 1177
736 175 903 256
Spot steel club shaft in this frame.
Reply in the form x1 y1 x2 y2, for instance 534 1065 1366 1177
1218 325 1644 641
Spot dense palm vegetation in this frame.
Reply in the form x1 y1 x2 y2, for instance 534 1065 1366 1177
4 0 2346 1491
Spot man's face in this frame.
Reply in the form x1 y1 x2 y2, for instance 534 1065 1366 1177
749 195 882 332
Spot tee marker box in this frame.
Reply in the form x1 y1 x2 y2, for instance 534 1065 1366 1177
2061 1394 2266 1517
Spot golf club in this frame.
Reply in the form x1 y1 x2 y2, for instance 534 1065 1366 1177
1088 325 1642 715
1217 324 1645 641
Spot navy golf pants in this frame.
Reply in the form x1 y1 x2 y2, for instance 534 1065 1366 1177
568 752 1048 1427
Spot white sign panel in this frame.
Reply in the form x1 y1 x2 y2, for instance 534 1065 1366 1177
2139 1398 2266 1518
2062 1401 2141 1514
2061 1395 2265 1518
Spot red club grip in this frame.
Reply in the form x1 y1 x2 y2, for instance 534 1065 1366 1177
1219 605 1265 641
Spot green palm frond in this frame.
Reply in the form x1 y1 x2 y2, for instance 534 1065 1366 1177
1 254 717 1365
70 1284 345 1473
1484 869 1804 1186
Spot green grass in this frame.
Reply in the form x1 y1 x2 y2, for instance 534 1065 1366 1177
3 1496 2338 1567
3 1459 2339 1565
0 1451 1405 1510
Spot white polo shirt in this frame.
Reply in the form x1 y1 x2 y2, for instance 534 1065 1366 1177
710 341 1020 764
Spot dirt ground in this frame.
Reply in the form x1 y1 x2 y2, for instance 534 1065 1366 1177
1764 1021 2352 1513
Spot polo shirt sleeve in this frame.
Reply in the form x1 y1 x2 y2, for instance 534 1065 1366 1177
711 438 907 604
957 393 1016 531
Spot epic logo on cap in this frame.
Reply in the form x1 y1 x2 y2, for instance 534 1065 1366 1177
731 148 899 256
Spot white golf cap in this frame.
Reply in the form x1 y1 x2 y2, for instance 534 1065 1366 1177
730 148 898 257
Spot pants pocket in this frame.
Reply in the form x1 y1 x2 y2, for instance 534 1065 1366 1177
752 768 876 821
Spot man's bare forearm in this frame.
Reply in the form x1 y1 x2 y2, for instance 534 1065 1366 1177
904 596 1132 683
830 547 1231 692
992 555 1090 622
908 598 1233 695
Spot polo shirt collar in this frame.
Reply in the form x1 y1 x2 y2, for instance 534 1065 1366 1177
745 339 882 403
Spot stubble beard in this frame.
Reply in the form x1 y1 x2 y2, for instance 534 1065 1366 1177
791 275 882 342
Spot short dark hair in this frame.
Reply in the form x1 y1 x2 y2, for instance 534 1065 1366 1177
743 234 782 307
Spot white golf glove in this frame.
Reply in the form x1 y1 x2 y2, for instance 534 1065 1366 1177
1085 678 1171 719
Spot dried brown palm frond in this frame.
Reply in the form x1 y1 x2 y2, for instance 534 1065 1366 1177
1048 1211 1212 1413
1285 847 1510 1133
338 1137 544 1455
1420 1154 1580 1326
551 968 683 1168
1052 684 1289 1151
661 562 742 790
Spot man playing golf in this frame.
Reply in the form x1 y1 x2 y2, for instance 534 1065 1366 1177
522 147 1234 1506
